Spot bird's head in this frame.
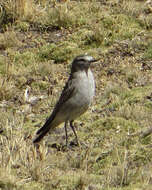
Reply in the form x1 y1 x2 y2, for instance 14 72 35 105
71 55 98 73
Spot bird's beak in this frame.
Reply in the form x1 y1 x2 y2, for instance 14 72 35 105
91 58 100 63
90 58 100 68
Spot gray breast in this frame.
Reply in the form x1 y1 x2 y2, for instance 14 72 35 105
57 69 95 121
68 69 95 120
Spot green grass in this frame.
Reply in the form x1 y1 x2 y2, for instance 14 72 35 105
0 0 152 189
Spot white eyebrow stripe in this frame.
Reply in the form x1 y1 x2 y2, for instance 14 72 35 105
77 55 94 62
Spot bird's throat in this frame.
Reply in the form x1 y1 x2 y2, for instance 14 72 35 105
84 68 89 77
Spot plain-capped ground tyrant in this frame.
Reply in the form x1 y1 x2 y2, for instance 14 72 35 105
33 55 98 145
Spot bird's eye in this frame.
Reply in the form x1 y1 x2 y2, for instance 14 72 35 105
78 58 85 62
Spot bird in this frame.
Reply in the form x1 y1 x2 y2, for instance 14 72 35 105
33 55 97 146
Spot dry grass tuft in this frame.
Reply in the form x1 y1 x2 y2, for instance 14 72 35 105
0 30 21 49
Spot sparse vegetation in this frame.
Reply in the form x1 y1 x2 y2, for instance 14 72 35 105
0 0 152 189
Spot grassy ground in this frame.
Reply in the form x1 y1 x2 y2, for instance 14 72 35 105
0 0 152 189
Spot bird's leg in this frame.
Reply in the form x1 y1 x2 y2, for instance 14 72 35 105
64 121 68 146
70 121 79 146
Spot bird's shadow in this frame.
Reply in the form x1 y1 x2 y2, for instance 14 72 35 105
48 139 79 152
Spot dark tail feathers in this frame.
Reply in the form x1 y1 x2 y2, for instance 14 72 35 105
33 127 50 143
33 116 54 143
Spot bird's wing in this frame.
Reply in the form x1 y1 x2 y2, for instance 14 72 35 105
35 76 76 137
53 76 76 114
